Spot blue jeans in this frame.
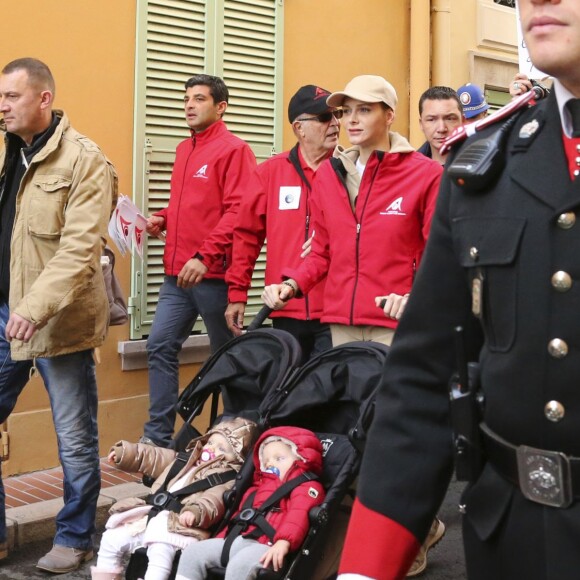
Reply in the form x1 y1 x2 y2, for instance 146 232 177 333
0 301 100 550
145 277 233 446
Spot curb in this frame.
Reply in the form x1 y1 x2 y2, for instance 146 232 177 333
5 481 149 551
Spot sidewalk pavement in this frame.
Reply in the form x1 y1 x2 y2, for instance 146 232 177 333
4 458 149 552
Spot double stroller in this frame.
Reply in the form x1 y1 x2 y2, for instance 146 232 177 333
125 328 389 580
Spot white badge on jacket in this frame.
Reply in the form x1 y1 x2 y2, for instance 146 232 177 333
279 186 301 210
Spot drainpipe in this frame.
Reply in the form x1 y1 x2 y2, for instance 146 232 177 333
431 0 452 86
409 0 431 147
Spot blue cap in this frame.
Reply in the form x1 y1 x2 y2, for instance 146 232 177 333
457 83 489 119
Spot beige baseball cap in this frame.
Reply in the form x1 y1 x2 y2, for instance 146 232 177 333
327 75 398 111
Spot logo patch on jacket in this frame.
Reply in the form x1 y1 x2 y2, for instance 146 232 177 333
194 164 209 179
380 196 406 216
320 438 335 457
308 487 319 499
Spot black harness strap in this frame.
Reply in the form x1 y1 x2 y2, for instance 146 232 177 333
220 471 318 566
145 450 237 520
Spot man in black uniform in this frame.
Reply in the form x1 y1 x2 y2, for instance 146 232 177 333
337 1 580 579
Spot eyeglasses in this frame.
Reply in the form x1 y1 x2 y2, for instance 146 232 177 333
296 109 343 123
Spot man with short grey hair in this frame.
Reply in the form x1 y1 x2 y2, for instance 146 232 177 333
0 57 117 572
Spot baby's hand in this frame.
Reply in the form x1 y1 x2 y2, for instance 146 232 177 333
107 450 117 465
260 539 290 572
178 511 196 527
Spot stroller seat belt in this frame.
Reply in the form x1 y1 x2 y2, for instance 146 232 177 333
220 471 318 566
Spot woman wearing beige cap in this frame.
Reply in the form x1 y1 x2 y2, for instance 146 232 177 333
262 76 445 576
263 74 442 347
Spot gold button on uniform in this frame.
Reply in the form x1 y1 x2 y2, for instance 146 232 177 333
548 338 569 358
551 271 573 292
469 247 479 261
545 400 565 422
557 212 576 229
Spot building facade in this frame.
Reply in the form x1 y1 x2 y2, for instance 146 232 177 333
1 0 520 475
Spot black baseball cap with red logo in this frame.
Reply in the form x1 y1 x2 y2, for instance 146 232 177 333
288 85 332 123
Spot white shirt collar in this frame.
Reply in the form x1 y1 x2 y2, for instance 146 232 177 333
553 79 577 138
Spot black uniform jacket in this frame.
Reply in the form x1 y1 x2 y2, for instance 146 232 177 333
357 91 580 579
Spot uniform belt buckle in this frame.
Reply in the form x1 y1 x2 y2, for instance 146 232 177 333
516 445 572 508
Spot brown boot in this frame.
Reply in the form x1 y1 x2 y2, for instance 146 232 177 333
406 518 446 577
36 544 94 573
90 565 124 579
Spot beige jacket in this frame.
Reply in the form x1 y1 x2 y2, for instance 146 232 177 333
108 417 257 539
0 111 117 360
334 131 416 209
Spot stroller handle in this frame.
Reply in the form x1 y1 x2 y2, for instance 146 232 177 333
246 305 273 331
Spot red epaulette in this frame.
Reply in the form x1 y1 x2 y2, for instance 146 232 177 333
440 90 539 155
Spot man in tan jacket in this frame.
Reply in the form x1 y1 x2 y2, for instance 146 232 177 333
0 57 116 572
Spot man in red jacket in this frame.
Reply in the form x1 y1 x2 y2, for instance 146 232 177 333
144 74 256 447
225 85 341 361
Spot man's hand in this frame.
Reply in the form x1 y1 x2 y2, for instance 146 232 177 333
260 539 290 572
375 293 409 321
146 215 166 238
6 313 37 343
225 302 246 336
261 281 296 310
177 258 208 288
510 73 533 98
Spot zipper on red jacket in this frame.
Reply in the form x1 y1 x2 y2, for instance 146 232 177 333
348 154 382 325
170 136 196 273
349 222 362 325
304 213 311 320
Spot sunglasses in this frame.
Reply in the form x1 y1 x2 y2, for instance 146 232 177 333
296 109 343 123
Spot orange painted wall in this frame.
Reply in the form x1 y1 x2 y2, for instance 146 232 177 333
282 0 411 150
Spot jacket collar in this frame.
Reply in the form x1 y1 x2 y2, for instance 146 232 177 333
189 118 227 143
1 110 68 172
332 130 415 169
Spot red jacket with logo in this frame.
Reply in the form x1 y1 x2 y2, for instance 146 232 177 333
226 145 326 320
218 426 325 551
155 120 256 278
283 144 442 328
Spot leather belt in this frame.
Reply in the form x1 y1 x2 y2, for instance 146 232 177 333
481 423 580 508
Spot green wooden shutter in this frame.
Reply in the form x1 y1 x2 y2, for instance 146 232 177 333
130 0 283 339
219 0 283 324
